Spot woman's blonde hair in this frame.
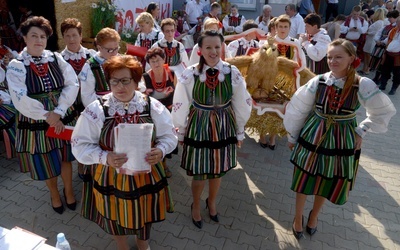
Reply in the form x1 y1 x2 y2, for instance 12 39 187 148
329 39 357 102
203 18 220 31
135 12 155 28
372 8 386 22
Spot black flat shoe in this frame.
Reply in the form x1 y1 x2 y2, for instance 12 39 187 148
191 204 203 229
63 188 77 211
205 198 219 223
51 199 64 214
306 210 318 236
292 216 304 240
259 141 276 150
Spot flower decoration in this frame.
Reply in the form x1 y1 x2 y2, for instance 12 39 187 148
91 0 119 37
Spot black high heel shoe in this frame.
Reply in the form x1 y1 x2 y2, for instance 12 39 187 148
63 188 77 211
205 198 219 223
306 210 318 236
191 204 203 229
51 198 64 214
292 216 304 240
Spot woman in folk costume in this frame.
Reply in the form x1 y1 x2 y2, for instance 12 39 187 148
135 12 164 70
149 18 189 76
143 47 178 178
222 4 246 35
299 13 331 75
6 16 80 214
172 30 252 229
60 18 96 180
71 55 177 250
0 67 17 160
284 39 396 239
79 27 120 108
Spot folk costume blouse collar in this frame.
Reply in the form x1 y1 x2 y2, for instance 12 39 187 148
104 91 148 117
194 59 231 83
61 46 88 61
18 48 55 66
325 72 347 88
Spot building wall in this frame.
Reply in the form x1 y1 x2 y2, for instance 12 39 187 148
54 0 97 51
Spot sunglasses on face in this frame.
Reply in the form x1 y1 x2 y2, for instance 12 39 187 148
101 46 120 53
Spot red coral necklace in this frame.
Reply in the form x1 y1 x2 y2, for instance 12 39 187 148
150 69 167 90
205 69 219 90
30 62 49 77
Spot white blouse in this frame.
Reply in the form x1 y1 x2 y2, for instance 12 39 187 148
71 91 178 165
284 72 397 144
6 49 79 120
172 60 252 141
300 29 331 62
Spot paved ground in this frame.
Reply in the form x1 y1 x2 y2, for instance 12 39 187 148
0 72 399 250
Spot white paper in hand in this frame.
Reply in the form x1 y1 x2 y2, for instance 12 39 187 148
114 123 154 175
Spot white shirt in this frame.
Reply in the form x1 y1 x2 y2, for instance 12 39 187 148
289 13 306 38
227 37 259 57
172 60 252 141
300 29 331 62
186 0 204 24
284 72 396 143
386 30 400 53
222 13 246 34
6 49 79 120
341 18 369 40
149 38 190 76
254 16 272 33
0 68 11 104
71 91 178 164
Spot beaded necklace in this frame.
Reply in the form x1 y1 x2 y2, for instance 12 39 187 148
150 69 167 90
205 69 219 90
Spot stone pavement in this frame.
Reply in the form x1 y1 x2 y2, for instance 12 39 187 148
0 75 400 250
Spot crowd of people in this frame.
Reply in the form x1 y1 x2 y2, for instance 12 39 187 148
0 0 398 249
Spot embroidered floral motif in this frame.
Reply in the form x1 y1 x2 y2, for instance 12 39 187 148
105 92 148 116
152 99 164 114
172 102 182 112
99 150 105 164
71 138 79 146
18 48 55 66
12 89 26 101
7 65 24 75
246 97 252 106
84 108 98 120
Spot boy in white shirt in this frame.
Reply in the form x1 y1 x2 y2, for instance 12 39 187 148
227 20 259 57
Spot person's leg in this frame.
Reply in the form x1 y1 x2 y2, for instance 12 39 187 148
307 195 326 228
113 235 129 250
362 52 371 73
389 66 400 94
60 161 76 204
269 134 276 146
136 238 149 250
46 177 61 207
379 55 394 90
192 179 206 221
207 177 222 216
325 5 332 22
294 193 307 232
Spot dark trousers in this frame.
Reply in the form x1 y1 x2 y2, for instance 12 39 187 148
325 3 339 22
380 54 400 91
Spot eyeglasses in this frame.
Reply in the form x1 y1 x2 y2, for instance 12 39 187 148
101 46 120 53
109 78 133 86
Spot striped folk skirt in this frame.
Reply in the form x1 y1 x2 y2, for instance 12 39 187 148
15 92 76 180
0 104 17 159
181 102 238 180
369 45 386 71
290 111 360 205
80 163 173 240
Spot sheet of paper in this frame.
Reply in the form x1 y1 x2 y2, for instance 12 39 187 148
0 227 46 250
114 123 153 175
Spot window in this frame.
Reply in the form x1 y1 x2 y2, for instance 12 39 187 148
230 0 256 11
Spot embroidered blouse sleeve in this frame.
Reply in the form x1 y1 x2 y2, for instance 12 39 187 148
284 75 319 144
227 40 239 58
355 77 396 138
230 65 252 141
6 59 49 120
302 34 331 62
172 67 195 141
178 41 190 67
79 61 97 107
71 100 108 165
53 52 79 117
149 97 178 157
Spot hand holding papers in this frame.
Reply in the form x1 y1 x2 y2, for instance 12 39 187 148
114 123 154 175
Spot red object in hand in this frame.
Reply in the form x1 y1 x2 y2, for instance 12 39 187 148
45 126 74 141
126 44 148 58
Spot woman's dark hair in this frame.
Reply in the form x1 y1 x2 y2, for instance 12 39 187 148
103 55 143 84
197 30 224 73
20 16 53 37
334 14 346 22
145 47 166 63
146 2 158 16
387 10 400 19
